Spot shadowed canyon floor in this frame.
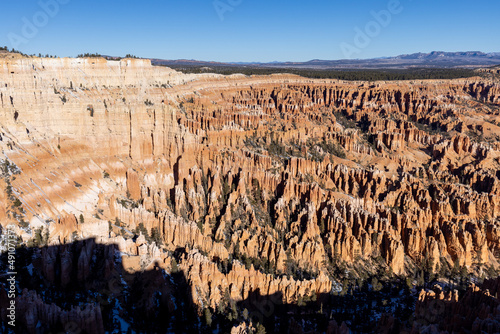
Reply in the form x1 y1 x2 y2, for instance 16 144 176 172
1 56 500 333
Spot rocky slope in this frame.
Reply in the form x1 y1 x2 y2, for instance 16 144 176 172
0 55 500 332
409 277 500 333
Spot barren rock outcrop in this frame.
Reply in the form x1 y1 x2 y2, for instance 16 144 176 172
412 278 500 333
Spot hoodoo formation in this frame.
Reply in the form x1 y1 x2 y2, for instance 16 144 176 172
1 55 500 333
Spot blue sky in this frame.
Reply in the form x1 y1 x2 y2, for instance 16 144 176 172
1 0 499 62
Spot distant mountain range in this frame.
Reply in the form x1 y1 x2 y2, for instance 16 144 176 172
151 51 500 70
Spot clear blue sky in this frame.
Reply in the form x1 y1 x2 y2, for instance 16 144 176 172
1 0 499 62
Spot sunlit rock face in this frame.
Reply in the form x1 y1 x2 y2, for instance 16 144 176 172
1 55 500 332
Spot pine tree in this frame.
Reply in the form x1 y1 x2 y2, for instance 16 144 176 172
43 228 50 245
171 258 179 273
255 323 267 334
204 308 212 327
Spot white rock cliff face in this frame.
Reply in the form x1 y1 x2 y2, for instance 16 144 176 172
0 57 192 225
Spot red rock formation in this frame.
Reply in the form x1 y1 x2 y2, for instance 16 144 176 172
1 56 500 331
0 285 104 334
412 279 500 333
